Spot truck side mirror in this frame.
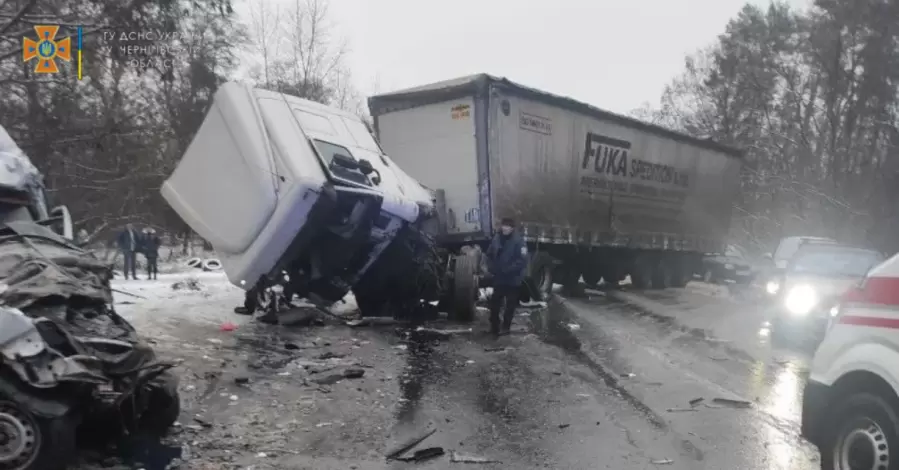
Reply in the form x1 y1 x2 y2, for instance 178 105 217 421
48 205 73 240
331 153 358 170
357 158 375 175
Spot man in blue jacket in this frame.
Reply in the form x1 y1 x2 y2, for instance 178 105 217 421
485 217 528 337
116 223 141 280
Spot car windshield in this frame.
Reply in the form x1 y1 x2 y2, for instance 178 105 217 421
788 247 884 277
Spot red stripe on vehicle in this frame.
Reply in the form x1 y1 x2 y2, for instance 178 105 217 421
841 276 899 307
838 315 899 329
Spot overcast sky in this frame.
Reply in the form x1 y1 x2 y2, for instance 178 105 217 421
238 0 810 115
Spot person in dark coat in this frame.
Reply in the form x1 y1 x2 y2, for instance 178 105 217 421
143 227 161 280
485 217 528 337
116 223 140 280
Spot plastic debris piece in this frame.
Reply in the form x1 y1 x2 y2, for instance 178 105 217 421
712 397 752 408
651 459 674 465
220 322 236 332
396 447 445 462
450 451 501 464
386 428 437 461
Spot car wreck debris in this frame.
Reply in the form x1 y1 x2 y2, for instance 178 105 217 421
0 126 180 469
385 427 437 461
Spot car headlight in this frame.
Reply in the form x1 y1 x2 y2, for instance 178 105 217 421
784 285 817 315
724 263 734 270
766 280 780 294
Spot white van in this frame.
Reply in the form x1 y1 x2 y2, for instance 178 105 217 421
161 82 442 315
802 251 899 469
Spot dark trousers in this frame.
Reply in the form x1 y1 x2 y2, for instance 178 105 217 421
146 255 158 280
489 285 519 334
123 250 137 279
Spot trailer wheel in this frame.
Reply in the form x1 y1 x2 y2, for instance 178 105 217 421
669 260 690 288
651 259 672 289
450 254 478 323
630 256 654 289
582 268 601 287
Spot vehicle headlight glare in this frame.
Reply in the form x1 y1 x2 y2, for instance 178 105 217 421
724 263 734 269
766 281 780 294
784 285 817 315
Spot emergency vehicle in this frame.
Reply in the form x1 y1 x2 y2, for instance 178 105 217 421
802 251 899 469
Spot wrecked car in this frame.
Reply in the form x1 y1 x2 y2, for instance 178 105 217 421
161 83 481 322
0 126 179 470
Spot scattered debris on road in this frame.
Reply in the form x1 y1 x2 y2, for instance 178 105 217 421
386 427 438 461
396 447 446 463
558 423 571 429
712 397 753 408
450 451 502 464
651 458 675 465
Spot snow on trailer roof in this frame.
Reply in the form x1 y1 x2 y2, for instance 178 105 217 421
368 73 744 159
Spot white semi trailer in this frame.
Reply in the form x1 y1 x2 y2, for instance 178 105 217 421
368 74 743 298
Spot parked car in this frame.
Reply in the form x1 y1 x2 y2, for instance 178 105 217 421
698 244 758 284
764 236 837 295
801 250 898 470
768 243 884 347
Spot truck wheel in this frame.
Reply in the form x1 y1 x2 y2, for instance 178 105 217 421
451 254 478 323
820 392 899 470
0 398 77 470
630 257 654 289
525 252 554 301
651 260 672 289
582 269 601 287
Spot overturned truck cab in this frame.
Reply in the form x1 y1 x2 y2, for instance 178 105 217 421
161 83 480 322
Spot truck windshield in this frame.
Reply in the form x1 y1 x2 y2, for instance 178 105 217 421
311 139 371 186
788 247 884 277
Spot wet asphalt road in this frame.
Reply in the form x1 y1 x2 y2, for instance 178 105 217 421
555 289 822 470
81 276 824 469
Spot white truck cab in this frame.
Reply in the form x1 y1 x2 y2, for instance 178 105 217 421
802 251 899 469
161 83 457 317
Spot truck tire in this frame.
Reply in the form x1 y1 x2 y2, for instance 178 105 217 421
651 259 672 289
671 260 693 288
451 254 478 323
582 268 601 286
630 256 654 289
0 397 78 470
524 252 554 301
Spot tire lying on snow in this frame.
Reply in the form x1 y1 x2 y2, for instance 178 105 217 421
184 257 202 269
201 258 222 271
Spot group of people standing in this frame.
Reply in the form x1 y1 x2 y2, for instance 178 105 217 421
116 223 162 280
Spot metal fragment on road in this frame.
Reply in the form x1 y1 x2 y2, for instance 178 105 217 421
651 458 674 465
666 407 698 413
395 447 445 462
450 451 501 464
712 397 752 408
385 427 437 461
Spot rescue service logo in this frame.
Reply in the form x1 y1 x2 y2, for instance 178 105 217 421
22 25 72 74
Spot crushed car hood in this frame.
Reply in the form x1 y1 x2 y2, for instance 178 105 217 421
0 221 112 310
